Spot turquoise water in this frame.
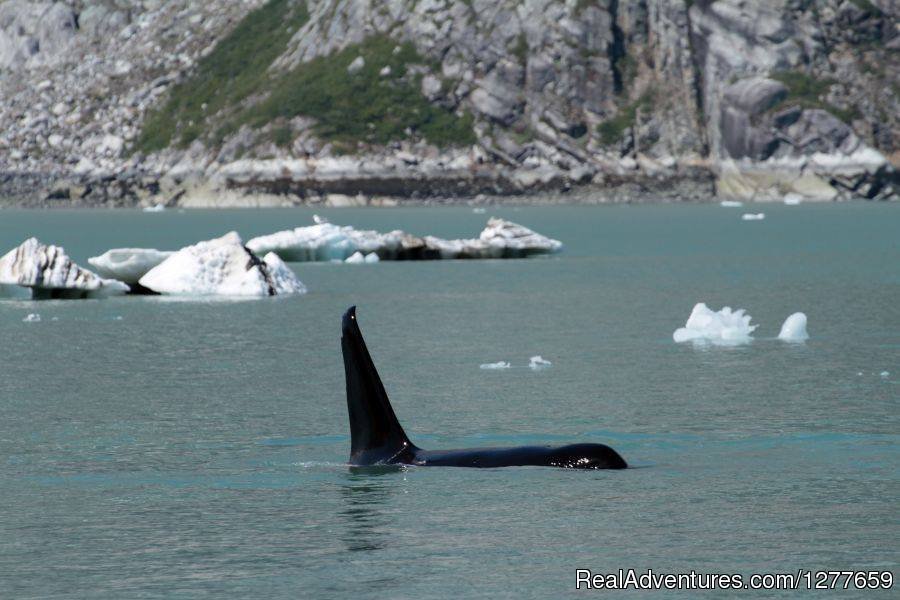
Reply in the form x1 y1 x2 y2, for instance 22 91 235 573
0 204 898 598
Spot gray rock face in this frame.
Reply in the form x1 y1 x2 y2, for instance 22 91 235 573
0 0 897 205
0 1 77 69
724 77 788 116
78 3 131 38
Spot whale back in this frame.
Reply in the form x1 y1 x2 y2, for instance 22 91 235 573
341 306 415 464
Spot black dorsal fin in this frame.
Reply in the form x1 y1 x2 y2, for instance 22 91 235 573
341 306 415 464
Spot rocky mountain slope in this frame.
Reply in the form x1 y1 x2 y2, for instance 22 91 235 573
1 0 897 206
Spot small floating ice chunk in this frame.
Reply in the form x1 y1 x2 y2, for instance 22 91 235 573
480 361 511 370
528 356 552 370
720 200 743 207
88 248 174 284
741 213 766 221
313 214 329 224
142 204 166 212
23 313 40 322
673 302 757 345
882 371 891 378
472 207 486 214
345 251 379 264
783 194 803 205
778 312 809 341
139 232 306 297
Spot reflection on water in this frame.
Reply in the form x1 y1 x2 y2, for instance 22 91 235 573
338 466 406 553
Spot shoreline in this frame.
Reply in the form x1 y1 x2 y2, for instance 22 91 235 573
0 170 719 209
2 195 893 210
10 167 896 209
3 151 896 210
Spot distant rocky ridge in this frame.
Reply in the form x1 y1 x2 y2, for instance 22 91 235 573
0 0 897 206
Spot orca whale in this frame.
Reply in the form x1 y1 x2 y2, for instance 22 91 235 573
341 306 627 469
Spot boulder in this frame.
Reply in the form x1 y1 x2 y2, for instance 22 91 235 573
723 77 788 116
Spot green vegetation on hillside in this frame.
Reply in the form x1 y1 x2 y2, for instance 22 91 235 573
769 71 860 123
137 0 309 152
596 89 655 146
770 71 833 108
230 35 475 150
135 0 474 154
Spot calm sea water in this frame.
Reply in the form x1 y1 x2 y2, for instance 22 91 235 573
0 203 898 598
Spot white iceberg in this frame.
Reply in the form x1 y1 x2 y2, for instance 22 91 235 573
778 312 809 341
741 213 766 221
783 194 803 205
247 222 358 261
0 238 128 299
423 235 495 259
88 248 174 284
477 218 563 257
142 204 166 213
673 302 757 345
720 200 743 207
528 356 552 370
364 252 380 264
23 313 41 322
139 232 306 297
480 361 511 370
247 217 562 262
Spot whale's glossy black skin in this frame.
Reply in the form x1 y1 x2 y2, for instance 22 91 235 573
341 306 627 469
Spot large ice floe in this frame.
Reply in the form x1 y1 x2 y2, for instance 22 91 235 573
138 232 306 297
778 312 809 341
246 216 562 262
0 238 128 299
673 302 757 345
88 249 174 284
